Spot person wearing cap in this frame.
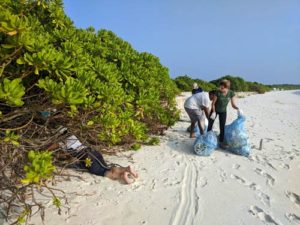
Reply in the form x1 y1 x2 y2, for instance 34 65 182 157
184 91 215 138
208 79 241 149
192 82 203 95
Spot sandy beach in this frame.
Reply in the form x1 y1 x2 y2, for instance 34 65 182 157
24 90 300 225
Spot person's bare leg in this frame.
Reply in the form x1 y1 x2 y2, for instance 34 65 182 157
104 166 137 184
126 165 138 178
190 121 196 138
198 119 204 135
104 167 127 181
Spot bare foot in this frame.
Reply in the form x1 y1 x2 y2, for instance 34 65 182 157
122 172 135 184
127 165 139 178
190 133 196 138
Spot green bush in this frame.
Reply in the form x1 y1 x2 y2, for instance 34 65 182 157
247 81 271 94
174 74 272 94
147 137 160 145
174 75 216 92
131 143 141 151
210 75 249 92
0 0 179 145
21 150 56 185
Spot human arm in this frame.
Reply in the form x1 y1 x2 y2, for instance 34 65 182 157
231 96 239 110
202 106 210 120
210 95 217 119
211 95 217 113
46 143 59 151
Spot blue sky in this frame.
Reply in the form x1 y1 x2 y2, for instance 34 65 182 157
63 0 300 84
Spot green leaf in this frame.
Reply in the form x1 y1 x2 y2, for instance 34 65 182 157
84 157 92 168
87 120 94 126
34 67 39 75
1 44 15 49
53 197 61 208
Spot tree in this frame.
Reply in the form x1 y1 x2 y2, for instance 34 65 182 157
174 75 216 91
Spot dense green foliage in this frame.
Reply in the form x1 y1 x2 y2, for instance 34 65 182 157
174 75 217 91
210 75 249 92
0 0 179 223
21 150 56 185
174 75 272 94
0 0 179 145
210 75 272 93
247 81 272 94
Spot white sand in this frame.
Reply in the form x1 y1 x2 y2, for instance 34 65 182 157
25 90 300 225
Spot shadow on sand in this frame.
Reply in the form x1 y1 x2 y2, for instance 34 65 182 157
292 90 300 96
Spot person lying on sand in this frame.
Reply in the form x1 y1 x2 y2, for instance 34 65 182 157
47 133 138 184
208 79 241 149
184 91 215 138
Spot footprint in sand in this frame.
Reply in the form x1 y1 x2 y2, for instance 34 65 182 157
163 178 181 187
249 183 260 191
251 144 257 150
231 176 271 207
285 213 300 225
198 177 208 188
279 163 290 170
151 179 156 190
230 174 249 185
249 155 264 164
218 169 227 182
257 191 271 206
249 205 282 225
266 162 277 171
254 168 275 187
265 138 274 142
210 157 217 164
232 164 241 169
286 191 300 207
289 156 295 161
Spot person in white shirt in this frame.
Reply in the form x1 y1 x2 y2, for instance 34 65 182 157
184 91 216 138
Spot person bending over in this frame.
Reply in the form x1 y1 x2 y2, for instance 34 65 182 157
47 135 138 184
187 83 203 132
184 91 215 138
208 79 240 149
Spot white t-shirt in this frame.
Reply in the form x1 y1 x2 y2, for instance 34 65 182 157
58 135 86 154
184 92 210 110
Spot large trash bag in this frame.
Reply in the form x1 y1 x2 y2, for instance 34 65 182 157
193 131 218 156
224 114 251 157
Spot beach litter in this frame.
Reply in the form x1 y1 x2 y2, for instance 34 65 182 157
224 114 251 157
194 131 218 156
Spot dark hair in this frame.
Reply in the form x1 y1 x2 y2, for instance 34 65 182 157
209 90 216 96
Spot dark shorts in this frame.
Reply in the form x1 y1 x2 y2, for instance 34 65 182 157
185 107 204 122
76 149 109 177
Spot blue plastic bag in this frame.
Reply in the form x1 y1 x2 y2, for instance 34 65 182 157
224 114 251 157
193 131 218 156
